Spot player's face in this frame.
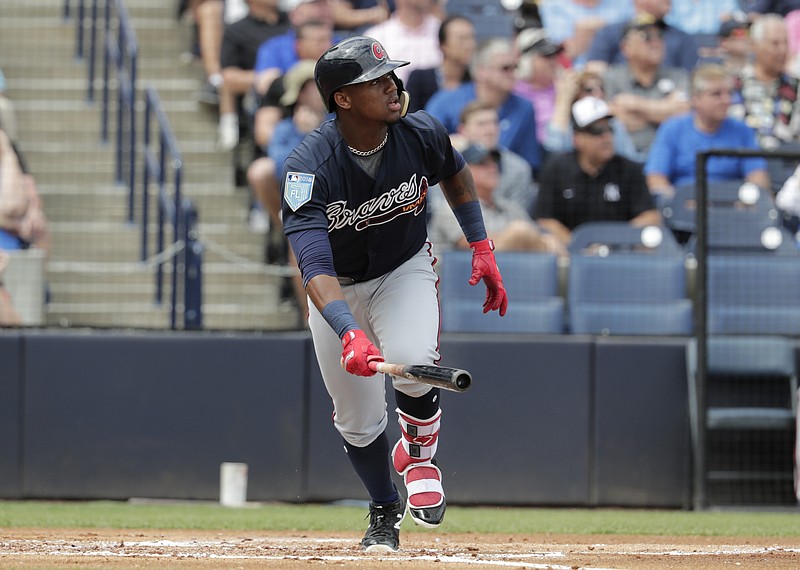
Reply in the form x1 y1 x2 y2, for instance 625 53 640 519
340 73 403 122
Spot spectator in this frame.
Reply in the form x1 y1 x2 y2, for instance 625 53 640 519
363 0 442 83
405 14 475 113
603 15 691 157
429 144 564 256
586 1 699 73
425 38 542 174
218 0 290 150
330 0 390 34
534 97 661 249
454 100 538 212
253 0 335 96
0 129 50 256
191 0 243 107
0 250 22 327
513 27 566 144
645 64 770 200
699 14 752 75
544 68 641 161
729 13 800 149
664 0 741 35
538 0 634 67
247 60 325 321
0 69 18 143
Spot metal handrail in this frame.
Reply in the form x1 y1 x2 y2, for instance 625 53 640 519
143 86 203 330
68 1 203 330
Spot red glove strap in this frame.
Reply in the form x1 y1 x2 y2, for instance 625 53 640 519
468 238 509 316
340 329 384 377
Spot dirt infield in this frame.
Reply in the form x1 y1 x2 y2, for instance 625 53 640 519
1 528 798 569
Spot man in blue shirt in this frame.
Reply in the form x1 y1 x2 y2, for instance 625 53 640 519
645 64 769 198
424 38 542 176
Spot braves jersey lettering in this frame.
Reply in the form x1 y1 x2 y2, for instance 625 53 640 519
327 174 429 231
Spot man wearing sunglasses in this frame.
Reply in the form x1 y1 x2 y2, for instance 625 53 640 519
533 97 662 249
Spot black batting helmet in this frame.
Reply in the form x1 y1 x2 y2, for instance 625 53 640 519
315 36 410 113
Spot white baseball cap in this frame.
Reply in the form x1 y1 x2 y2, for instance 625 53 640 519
571 96 614 130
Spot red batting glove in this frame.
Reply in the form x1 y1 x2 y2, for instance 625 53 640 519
469 238 508 316
340 329 385 376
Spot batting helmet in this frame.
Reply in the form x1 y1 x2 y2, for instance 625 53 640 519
315 36 410 114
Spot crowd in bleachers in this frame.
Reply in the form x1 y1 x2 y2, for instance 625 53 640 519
175 0 800 332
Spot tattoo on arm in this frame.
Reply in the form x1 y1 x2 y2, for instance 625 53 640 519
440 166 478 207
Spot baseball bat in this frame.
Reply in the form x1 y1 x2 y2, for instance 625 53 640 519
370 361 472 393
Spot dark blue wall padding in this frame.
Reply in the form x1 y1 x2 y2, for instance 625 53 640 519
433 335 593 505
0 335 22 498
593 337 692 508
305 360 402 502
22 332 309 501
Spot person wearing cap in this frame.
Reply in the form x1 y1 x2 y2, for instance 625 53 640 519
729 13 800 150
645 63 770 199
534 96 661 249
405 14 476 113
513 27 566 143
602 15 691 157
544 69 641 161
586 2 700 73
705 14 751 74
281 36 507 552
429 143 565 257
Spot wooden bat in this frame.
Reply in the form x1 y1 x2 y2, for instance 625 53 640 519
370 362 472 393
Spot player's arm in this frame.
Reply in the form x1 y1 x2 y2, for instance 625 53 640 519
439 166 508 316
287 228 383 376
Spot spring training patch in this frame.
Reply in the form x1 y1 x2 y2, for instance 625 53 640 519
284 172 315 211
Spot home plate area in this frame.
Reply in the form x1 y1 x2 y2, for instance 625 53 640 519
0 529 798 569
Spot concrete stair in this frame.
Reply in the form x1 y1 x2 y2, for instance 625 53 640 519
0 0 300 330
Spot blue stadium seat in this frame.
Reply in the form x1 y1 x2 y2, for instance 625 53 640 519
707 255 800 335
568 256 693 335
567 222 692 336
439 250 564 333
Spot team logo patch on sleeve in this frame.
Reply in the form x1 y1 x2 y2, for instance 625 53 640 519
284 172 315 211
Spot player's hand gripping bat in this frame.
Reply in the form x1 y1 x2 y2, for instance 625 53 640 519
368 361 472 393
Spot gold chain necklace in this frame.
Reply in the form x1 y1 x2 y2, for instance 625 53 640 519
348 132 388 157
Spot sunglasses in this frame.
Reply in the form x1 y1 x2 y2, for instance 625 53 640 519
577 123 613 136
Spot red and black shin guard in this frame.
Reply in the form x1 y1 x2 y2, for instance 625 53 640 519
392 408 445 527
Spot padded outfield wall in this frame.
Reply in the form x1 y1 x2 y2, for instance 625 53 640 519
0 331 698 508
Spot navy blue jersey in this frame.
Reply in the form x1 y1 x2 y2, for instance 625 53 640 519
282 111 465 281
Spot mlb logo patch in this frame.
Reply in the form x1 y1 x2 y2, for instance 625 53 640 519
284 172 315 211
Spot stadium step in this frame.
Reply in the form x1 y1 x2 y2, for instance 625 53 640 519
1 0 296 330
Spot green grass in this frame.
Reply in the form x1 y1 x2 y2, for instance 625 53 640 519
1 501 800 538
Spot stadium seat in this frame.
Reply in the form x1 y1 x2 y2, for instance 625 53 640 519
438 250 564 333
566 223 692 336
707 254 800 335
686 336 798 505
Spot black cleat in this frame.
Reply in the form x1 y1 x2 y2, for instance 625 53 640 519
361 497 405 553
408 497 446 528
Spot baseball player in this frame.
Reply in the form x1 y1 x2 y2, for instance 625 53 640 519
280 36 508 553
